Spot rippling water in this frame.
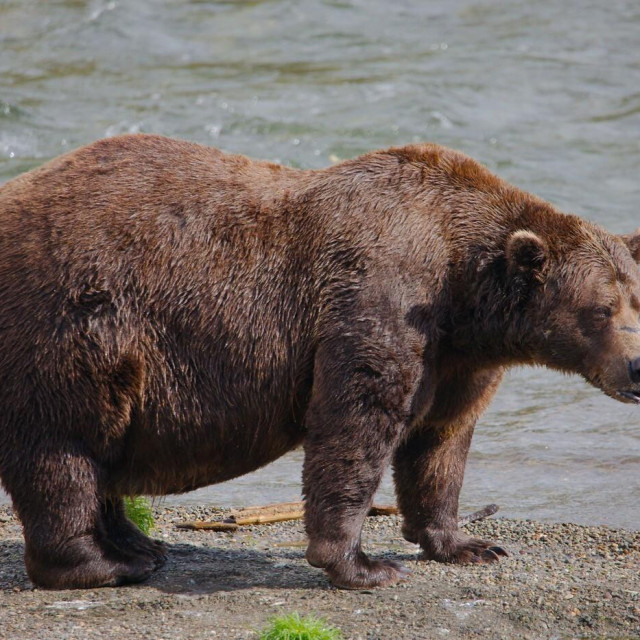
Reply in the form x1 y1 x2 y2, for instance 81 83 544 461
1 0 639 528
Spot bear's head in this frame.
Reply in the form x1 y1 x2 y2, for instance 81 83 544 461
506 223 640 404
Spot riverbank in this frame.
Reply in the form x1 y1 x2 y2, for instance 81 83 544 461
0 504 638 639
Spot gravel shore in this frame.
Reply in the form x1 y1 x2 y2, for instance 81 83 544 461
0 504 638 639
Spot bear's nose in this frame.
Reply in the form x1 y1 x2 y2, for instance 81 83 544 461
630 357 640 384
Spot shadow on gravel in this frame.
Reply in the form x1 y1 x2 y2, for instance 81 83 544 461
0 538 328 595
0 541 30 591
145 542 330 594
1 539 414 595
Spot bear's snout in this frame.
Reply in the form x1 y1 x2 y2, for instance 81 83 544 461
614 359 640 403
628 357 640 384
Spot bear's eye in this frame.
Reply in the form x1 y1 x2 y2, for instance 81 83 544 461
593 306 613 321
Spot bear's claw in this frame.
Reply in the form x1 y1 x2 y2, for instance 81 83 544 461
418 530 510 565
327 556 411 590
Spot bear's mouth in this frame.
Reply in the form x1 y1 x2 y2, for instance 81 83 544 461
616 389 640 404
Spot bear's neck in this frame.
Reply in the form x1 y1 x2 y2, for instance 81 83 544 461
441 200 560 368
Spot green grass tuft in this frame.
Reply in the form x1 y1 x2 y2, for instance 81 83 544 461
258 612 343 640
123 496 155 535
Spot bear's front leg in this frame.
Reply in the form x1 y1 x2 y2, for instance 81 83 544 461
302 337 419 589
393 369 508 564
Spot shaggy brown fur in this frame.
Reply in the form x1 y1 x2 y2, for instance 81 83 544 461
0 134 639 589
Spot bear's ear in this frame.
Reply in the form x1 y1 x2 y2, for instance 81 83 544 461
620 228 640 264
506 230 548 282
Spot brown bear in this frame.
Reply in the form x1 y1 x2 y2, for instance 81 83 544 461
0 134 639 590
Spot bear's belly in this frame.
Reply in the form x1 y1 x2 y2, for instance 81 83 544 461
102 336 314 497
107 413 306 497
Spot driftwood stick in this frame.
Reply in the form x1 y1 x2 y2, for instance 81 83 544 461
229 501 497 523
458 503 499 526
175 502 499 531
231 510 305 526
367 504 399 516
175 521 239 531
229 501 303 519
229 501 399 522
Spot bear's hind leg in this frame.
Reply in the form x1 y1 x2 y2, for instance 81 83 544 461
11 445 156 589
102 498 167 569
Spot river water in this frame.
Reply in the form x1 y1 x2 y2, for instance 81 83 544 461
1 0 639 528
